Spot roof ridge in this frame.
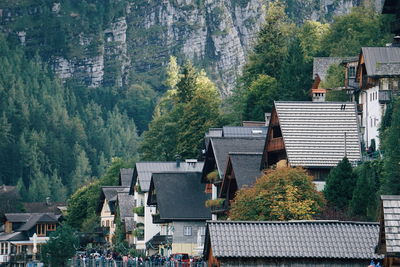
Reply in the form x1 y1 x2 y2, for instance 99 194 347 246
207 220 379 225
228 152 263 155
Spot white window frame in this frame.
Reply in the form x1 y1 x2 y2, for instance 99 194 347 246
198 226 206 236
183 226 192 236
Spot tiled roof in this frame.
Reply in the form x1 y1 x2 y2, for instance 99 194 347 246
102 186 129 201
220 152 262 198
23 202 66 214
117 194 135 219
205 221 382 260
207 137 265 178
135 161 204 192
124 217 135 232
274 101 361 167
5 213 61 232
0 231 25 241
362 47 400 77
119 168 134 187
313 57 350 81
222 126 267 138
150 172 211 220
381 195 400 254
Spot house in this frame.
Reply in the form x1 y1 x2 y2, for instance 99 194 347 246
147 172 211 256
119 168 134 188
23 199 66 215
204 220 382 267
377 195 400 267
261 101 362 184
215 152 263 215
201 137 265 220
116 194 135 245
0 212 62 266
97 186 129 244
356 45 400 149
131 161 204 253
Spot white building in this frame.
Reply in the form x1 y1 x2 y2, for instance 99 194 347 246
356 46 400 149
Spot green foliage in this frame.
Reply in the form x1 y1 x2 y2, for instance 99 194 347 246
278 36 311 101
240 2 294 88
133 206 145 216
113 210 128 254
243 75 279 121
349 160 382 220
380 98 400 195
140 60 221 160
320 64 345 89
229 167 325 221
326 90 349 102
0 35 139 201
41 224 79 267
298 21 330 62
322 7 393 57
205 198 225 208
324 157 357 210
66 158 130 230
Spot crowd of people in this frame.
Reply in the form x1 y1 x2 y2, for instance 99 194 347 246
71 250 204 267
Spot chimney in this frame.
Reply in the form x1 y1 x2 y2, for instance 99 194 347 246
46 197 51 206
392 36 400 47
175 155 181 168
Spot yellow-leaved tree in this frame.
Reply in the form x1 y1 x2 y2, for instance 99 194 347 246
229 167 325 221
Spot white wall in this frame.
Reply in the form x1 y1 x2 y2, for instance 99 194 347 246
144 192 161 243
360 85 386 149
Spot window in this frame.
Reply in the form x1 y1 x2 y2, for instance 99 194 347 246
106 220 109 227
183 226 192 236
1 243 8 255
198 227 206 236
348 66 356 78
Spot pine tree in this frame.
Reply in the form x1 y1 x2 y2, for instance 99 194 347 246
176 61 197 103
380 98 400 195
349 161 381 220
324 157 357 210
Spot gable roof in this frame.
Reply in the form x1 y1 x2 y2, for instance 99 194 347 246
119 168 134 187
23 202 66 215
135 161 204 192
362 47 400 77
117 194 135 219
222 126 267 138
149 172 211 220
379 195 400 255
102 186 129 202
5 213 61 232
220 152 262 198
205 137 265 179
272 101 361 167
312 57 357 81
205 220 382 260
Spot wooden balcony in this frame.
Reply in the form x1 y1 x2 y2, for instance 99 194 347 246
209 199 228 214
267 137 285 152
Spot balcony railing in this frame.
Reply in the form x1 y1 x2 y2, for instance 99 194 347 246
379 90 391 103
267 137 285 152
206 199 228 214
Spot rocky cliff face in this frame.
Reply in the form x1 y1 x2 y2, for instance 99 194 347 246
0 0 383 96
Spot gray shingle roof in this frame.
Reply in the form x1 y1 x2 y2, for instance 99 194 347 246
119 168 134 187
117 194 135 219
221 153 262 198
205 221 382 260
274 101 361 167
381 195 400 254
135 161 204 192
102 186 129 201
313 57 349 81
124 217 135 232
362 47 400 77
5 213 61 232
222 126 267 138
0 231 25 241
207 137 265 178
150 172 211 220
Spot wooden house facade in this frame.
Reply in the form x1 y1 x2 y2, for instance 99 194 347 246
377 195 400 267
261 101 362 182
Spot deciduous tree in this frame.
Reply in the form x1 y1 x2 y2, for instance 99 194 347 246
229 167 325 221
